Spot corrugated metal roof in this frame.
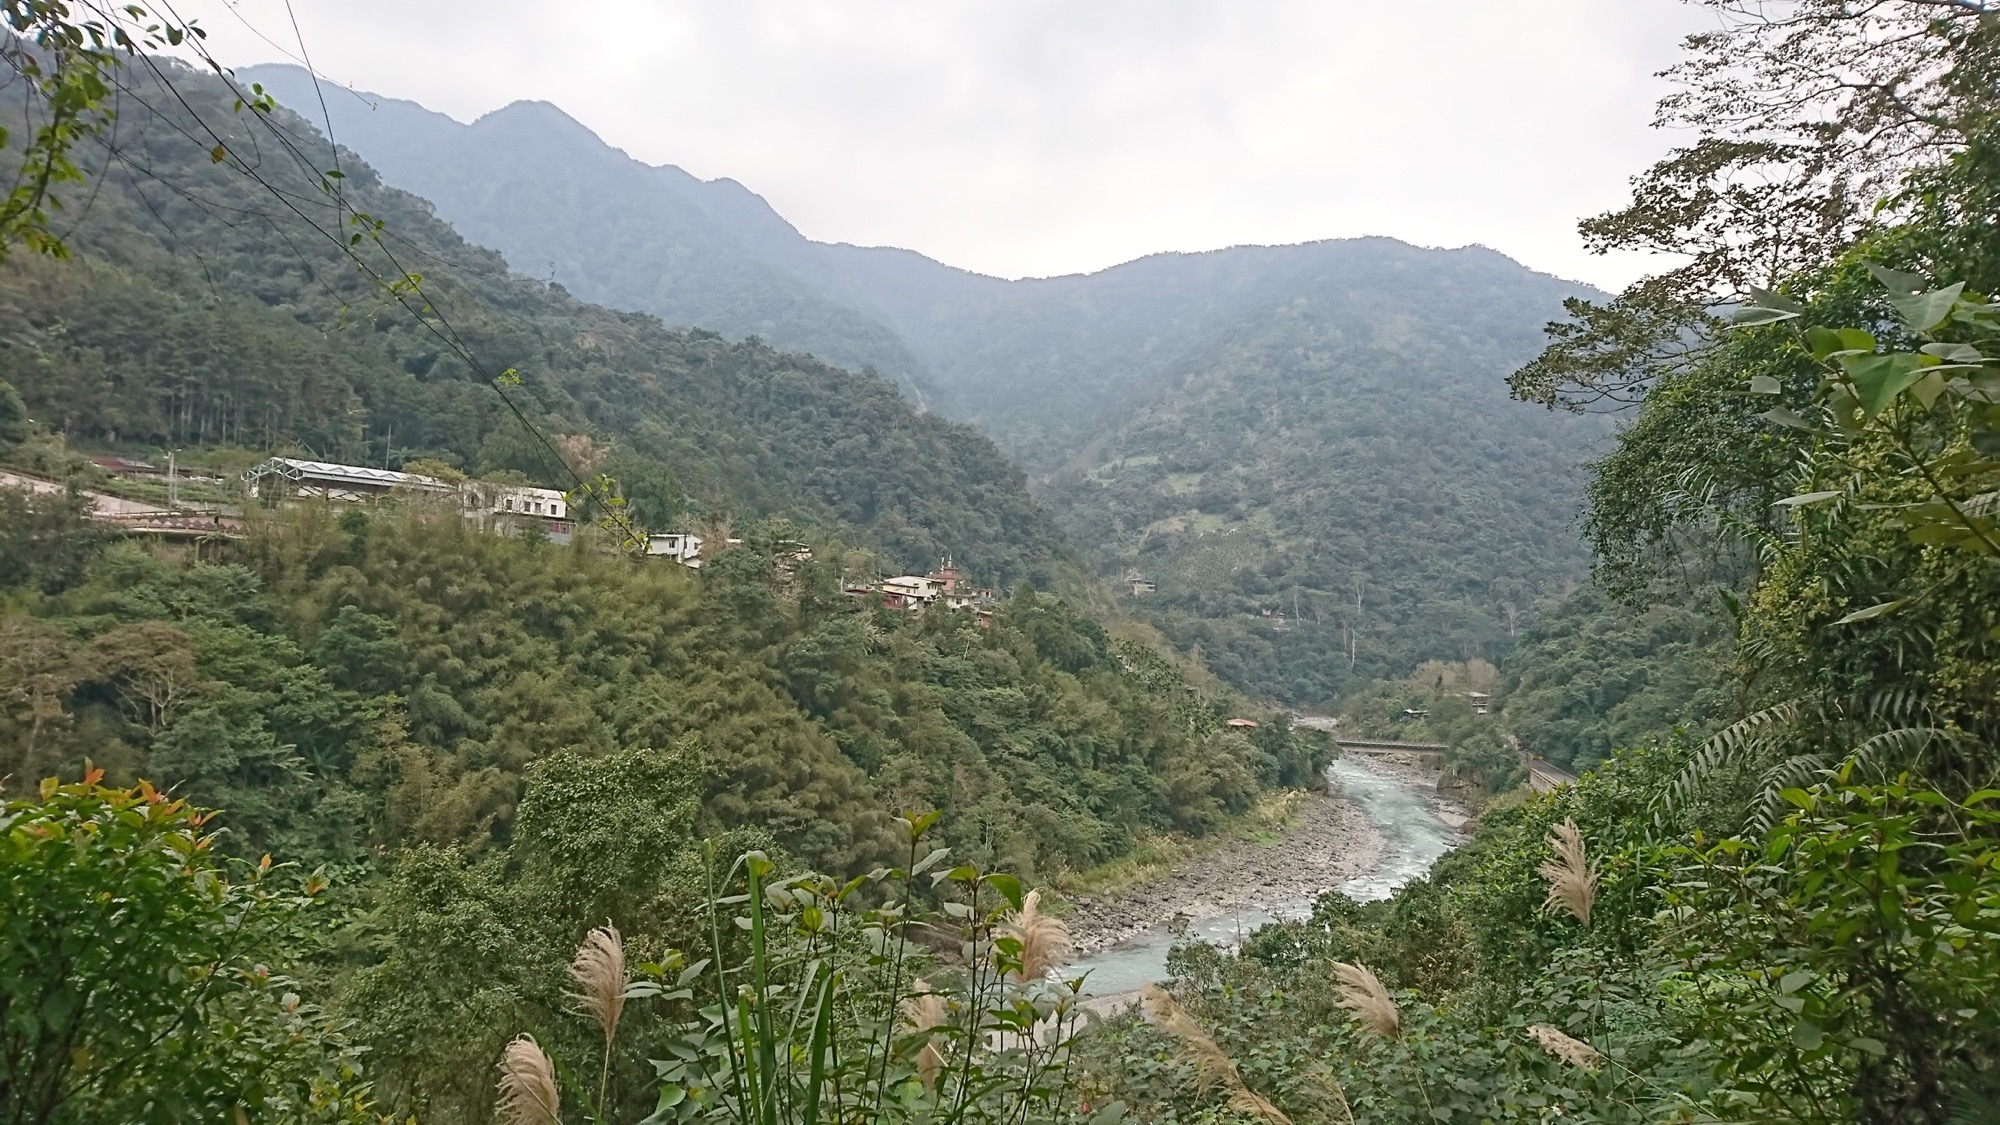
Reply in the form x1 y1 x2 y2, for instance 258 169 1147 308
242 457 451 491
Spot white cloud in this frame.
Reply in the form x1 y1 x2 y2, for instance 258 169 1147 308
180 0 1712 289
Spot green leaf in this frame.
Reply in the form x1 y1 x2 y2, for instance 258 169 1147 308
904 808 945 839
984 873 1025 911
1836 599 1908 624
1760 406 1813 430
1807 326 1876 362
910 847 951 876
1910 370 1947 410
1793 1019 1824 1051
1748 287 1807 314
1842 353 1927 416
1921 341 1983 364
1779 969 1815 993
1886 282 1964 333
1774 491 1842 507
1866 263 1925 294
1734 305 1800 327
1748 375 1783 395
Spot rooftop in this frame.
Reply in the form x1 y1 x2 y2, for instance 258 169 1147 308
243 457 454 492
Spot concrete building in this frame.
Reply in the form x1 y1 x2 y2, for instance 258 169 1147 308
243 458 572 542
645 532 704 566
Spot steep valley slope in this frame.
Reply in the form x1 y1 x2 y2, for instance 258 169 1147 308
3 64 1074 588
243 64 1610 705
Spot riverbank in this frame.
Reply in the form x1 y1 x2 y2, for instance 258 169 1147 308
1062 779 1391 955
1349 750 1475 832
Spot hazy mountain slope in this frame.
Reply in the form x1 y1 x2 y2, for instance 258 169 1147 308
4 63 1075 585
811 238 1597 470
237 71 1609 702
1037 243 1610 706
240 64 932 398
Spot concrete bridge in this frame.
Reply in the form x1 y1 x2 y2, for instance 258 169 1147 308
1335 737 1447 766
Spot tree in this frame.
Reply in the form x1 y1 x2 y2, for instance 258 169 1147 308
0 485 112 595
1512 2 2000 410
0 770 374 1124
0 4 201 261
0 379 27 451
80 621 207 735
0 616 78 771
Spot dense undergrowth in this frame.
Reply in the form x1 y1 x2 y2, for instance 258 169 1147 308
0 498 1324 1123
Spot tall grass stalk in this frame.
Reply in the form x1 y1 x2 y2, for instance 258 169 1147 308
565 922 627 1115
496 1034 562 1125
1539 820 1597 928
1143 984 1292 1125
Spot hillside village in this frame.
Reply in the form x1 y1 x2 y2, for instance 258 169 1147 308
25 450 1001 620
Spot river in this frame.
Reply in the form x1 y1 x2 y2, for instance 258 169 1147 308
1061 756 1458 996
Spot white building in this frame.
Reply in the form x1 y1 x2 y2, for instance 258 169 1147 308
463 481 572 543
645 532 704 566
879 575 941 607
242 458 573 542
466 482 568 522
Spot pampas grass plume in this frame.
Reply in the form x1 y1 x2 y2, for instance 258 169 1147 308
1331 961 1400 1039
1526 1024 1605 1070
1143 984 1294 1125
903 978 948 1092
496 1034 562 1125
1001 889 1073 983
565 921 627 1046
1539 819 1598 928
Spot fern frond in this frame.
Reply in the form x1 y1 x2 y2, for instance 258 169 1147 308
1748 753 1830 834
1656 700 1802 825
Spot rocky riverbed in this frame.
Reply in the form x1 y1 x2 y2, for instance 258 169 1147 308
1065 769 1402 955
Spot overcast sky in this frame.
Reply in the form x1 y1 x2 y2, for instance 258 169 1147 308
178 1 1712 289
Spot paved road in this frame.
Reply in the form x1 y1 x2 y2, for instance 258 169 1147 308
0 470 169 517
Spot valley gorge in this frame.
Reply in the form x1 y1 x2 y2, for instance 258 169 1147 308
244 62 1610 708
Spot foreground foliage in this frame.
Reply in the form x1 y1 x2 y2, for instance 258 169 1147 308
0 773 372 1125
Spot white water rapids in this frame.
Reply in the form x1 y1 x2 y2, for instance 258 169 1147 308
1060 757 1457 996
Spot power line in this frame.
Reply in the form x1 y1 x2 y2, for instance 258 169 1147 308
68 2 649 549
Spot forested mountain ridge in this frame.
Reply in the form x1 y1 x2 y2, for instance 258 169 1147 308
238 64 934 398
1038 242 1610 706
243 64 1608 705
2 62 1072 586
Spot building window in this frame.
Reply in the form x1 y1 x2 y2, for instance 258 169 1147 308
505 498 514 511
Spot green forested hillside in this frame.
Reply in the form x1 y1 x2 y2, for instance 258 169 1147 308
1 64 1061 584
0 497 1324 1121
1495 587 1734 771
1040 246 1608 707
1 505 1311 878
246 63 1609 704
1071 8 2000 1124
